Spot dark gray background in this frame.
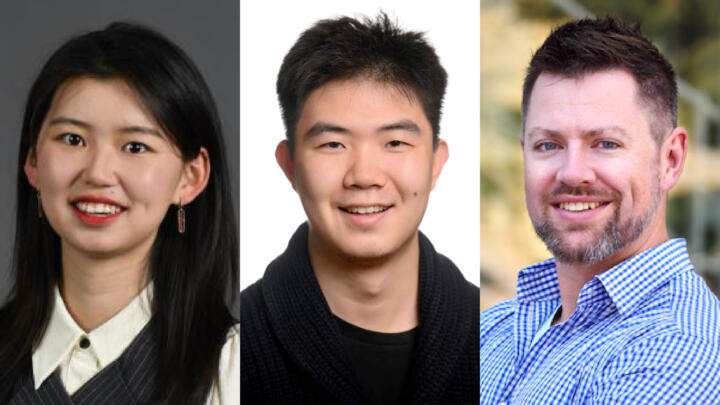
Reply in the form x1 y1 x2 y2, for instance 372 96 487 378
0 0 239 302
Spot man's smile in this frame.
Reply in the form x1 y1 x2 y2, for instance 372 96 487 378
338 205 393 215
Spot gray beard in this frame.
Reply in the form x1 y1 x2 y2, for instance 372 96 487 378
532 188 660 265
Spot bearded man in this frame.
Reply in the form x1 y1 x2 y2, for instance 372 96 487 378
480 17 720 404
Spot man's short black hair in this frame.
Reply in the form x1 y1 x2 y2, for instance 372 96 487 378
277 12 448 151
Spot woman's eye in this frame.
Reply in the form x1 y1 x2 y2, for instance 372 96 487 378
59 133 85 147
123 142 148 154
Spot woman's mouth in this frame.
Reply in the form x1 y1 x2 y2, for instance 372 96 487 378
70 200 126 225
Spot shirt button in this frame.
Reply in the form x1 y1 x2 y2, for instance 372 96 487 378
79 337 91 349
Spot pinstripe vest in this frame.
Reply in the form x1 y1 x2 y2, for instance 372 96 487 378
8 323 157 404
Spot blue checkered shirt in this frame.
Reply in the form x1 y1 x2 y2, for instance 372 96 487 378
481 239 720 404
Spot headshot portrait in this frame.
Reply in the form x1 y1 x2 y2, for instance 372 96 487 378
480 3 720 403
240 0 480 289
240 1 479 403
0 1 239 404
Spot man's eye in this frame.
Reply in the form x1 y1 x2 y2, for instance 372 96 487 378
536 142 559 151
320 142 344 149
599 140 619 149
123 142 148 154
387 140 408 148
59 133 85 147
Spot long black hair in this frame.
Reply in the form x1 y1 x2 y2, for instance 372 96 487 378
0 22 238 404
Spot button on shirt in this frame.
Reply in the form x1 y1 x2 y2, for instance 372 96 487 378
32 285 239 404
480 239 720 404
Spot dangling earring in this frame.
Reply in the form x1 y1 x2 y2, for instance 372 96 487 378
177 198 186 234
37 192 43 218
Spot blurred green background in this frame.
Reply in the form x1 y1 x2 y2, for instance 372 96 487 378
481 0 720 309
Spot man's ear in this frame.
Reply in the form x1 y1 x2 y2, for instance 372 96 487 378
24 148 39 190
176 147 210 205
660 126 688 193
430 140 449 190
275 140 296 190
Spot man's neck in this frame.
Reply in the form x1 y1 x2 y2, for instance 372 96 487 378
60 242 150 332
308 231 420 333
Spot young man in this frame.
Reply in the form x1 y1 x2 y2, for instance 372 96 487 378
480 17 720 404
241 13 479 404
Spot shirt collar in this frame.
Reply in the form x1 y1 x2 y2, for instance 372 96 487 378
516 239 692 316
32 284 152 390
596 238 692 317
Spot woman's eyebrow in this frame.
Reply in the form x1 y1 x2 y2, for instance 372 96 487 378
47 116 91 129
119 125 162 137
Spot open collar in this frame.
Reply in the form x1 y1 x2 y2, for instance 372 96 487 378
32 284 152 390
516 239 692 318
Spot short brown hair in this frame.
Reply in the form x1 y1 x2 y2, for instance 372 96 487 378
521 17 677 143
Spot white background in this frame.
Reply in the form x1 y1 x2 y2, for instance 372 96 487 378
240 0 480 289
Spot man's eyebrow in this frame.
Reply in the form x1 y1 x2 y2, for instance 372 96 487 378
378 120 421 135
527 126 629 139
582 126 629 138
304 122 351 138
47 116 92 129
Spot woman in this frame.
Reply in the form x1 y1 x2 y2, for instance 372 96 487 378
0 23 238 404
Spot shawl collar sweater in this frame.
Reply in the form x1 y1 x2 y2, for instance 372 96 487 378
241 223 479 404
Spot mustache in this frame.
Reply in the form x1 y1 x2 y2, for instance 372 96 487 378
542 184 621 203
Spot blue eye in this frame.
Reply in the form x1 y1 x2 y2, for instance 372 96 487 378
536 142 559 151
59 133 85 147
599 141 619 149
123 142 148 154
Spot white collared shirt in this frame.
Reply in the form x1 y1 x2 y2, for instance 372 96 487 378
31 285 239 404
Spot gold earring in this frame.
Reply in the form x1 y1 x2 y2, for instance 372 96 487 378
177 199 185 234
37 192 43 218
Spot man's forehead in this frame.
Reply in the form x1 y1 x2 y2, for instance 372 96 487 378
525 69 651 137
295 79 432 137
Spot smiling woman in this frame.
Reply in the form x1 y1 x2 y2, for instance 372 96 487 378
0 23 238 404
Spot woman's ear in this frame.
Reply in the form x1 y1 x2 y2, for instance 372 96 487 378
176 147 210 205
24 148 39 190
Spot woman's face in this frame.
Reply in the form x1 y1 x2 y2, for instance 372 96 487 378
25 77 197 259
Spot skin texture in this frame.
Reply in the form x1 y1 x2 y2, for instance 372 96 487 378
24 77 209 331
276 79 448 332
522 69 687 323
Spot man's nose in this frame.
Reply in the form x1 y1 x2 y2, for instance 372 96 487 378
343 145 386 189
556 146 596 186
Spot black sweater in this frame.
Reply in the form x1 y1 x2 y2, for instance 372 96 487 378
241 223 479 404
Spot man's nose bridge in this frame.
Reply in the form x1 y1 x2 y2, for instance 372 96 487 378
558 144 593 183
346 143 383 186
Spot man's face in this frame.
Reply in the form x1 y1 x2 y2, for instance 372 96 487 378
522 69 665 264
277 79 447 262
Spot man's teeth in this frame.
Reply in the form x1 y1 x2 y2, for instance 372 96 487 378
74 202 122 215
345 206 389 215
558 202 602 212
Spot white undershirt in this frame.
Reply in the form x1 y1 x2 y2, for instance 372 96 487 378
530 304 562 348
31 285 238 404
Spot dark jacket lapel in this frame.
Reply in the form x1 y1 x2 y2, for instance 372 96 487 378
262 223 365 402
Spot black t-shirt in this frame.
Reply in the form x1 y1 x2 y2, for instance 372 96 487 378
334 315 418 404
